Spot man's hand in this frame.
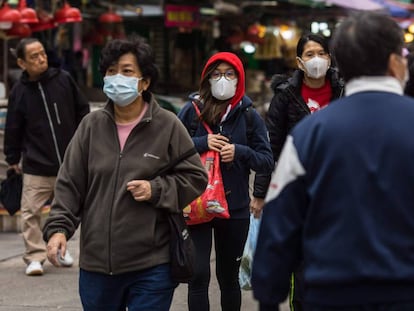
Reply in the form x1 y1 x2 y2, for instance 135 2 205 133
46 232 67 267
10 164 22 174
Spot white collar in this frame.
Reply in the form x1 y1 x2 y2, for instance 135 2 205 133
345 76 403 96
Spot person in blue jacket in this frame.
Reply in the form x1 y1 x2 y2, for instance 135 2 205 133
178 51 273 311
252 11 414 311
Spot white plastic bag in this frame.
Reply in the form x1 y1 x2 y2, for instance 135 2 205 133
239 213 261 290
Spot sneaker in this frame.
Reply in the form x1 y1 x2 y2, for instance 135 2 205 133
26 261 43 276
57 249 74 267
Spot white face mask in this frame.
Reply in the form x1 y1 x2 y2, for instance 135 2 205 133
209 77 238 101
299 56 330 79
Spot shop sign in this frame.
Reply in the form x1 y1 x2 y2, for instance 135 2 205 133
164 5 199 28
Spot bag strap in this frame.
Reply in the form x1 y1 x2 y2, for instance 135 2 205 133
189 112 199 137
190 101 254 145
245 107 254 146
153 147 198 178
192 101 212 134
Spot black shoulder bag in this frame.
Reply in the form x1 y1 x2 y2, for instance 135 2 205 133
0 168 23 216
167 209 195 283
155 147 198 283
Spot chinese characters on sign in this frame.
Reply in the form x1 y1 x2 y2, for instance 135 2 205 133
165 5 199 28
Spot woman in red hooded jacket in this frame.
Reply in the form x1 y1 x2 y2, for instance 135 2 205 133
178 52 273 310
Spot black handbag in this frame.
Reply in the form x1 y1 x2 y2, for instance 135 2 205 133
151 147 198 283
167 212 196 283
0 168 23 216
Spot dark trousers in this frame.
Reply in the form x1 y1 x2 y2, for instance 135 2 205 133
291 265 305 311
79 264 177 311
187 218 250 311
304 301 414 311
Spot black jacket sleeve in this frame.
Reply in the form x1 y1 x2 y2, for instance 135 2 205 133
4 89 23 166
253 172 272 199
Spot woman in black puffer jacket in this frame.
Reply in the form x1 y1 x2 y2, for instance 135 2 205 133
266 47 344 161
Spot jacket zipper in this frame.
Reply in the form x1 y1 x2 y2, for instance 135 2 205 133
38 83 62 165
288 88 310 114
104 112 149 274
53 102 62 125
108 120 124 274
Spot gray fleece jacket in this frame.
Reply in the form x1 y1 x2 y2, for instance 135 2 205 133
43 96 207 275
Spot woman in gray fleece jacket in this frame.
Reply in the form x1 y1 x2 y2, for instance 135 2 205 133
42 36 207 311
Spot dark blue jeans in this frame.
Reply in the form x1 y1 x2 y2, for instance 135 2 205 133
188 218 250 311
79 264 178 311
304 301 414 311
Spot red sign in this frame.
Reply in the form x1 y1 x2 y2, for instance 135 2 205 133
164 5 199 28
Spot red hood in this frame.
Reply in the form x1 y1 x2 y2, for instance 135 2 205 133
201 52 245 109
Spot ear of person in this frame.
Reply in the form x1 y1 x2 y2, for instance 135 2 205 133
296 57 304 71
17 58 26 70
388 53 406 81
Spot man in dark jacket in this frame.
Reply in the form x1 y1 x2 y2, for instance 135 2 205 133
4 37 90 276
252 11 414 311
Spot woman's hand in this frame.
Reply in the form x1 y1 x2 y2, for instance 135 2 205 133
250 197 265 218
220 143 235 163
127 180 152 201
208 133 229 152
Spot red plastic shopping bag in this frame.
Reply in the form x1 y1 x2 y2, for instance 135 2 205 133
183 149 230 225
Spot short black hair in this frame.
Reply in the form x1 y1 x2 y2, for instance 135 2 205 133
99 35 159 100
331 11 404 82
296 33 330 57
14 37 42 60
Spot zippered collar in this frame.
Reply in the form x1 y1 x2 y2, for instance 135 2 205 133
20 67 60 85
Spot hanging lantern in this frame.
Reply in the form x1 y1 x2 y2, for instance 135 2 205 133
6 22 32 37
18 0 38 24
54 1 82 24
30 9 57 32
99 7 122 24
0 2 22 29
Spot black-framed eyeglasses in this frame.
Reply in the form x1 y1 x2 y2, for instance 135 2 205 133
210 69 237 81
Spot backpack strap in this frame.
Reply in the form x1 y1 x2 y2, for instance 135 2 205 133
189 101 201 137
189 114 198 138
245 107 254 146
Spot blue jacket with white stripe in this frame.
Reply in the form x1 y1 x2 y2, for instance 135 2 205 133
252 90 414 307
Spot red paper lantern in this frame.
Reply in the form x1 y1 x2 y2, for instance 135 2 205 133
6 22 32 37
99 8 122 24
18 0 38 24
30 9 57 32
54 1 82 24
0 2 21 23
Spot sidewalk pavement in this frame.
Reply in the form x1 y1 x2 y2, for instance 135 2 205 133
0 230 289 311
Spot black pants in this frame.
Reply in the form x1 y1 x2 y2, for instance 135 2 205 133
291 265 305 311
187 218 250 311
